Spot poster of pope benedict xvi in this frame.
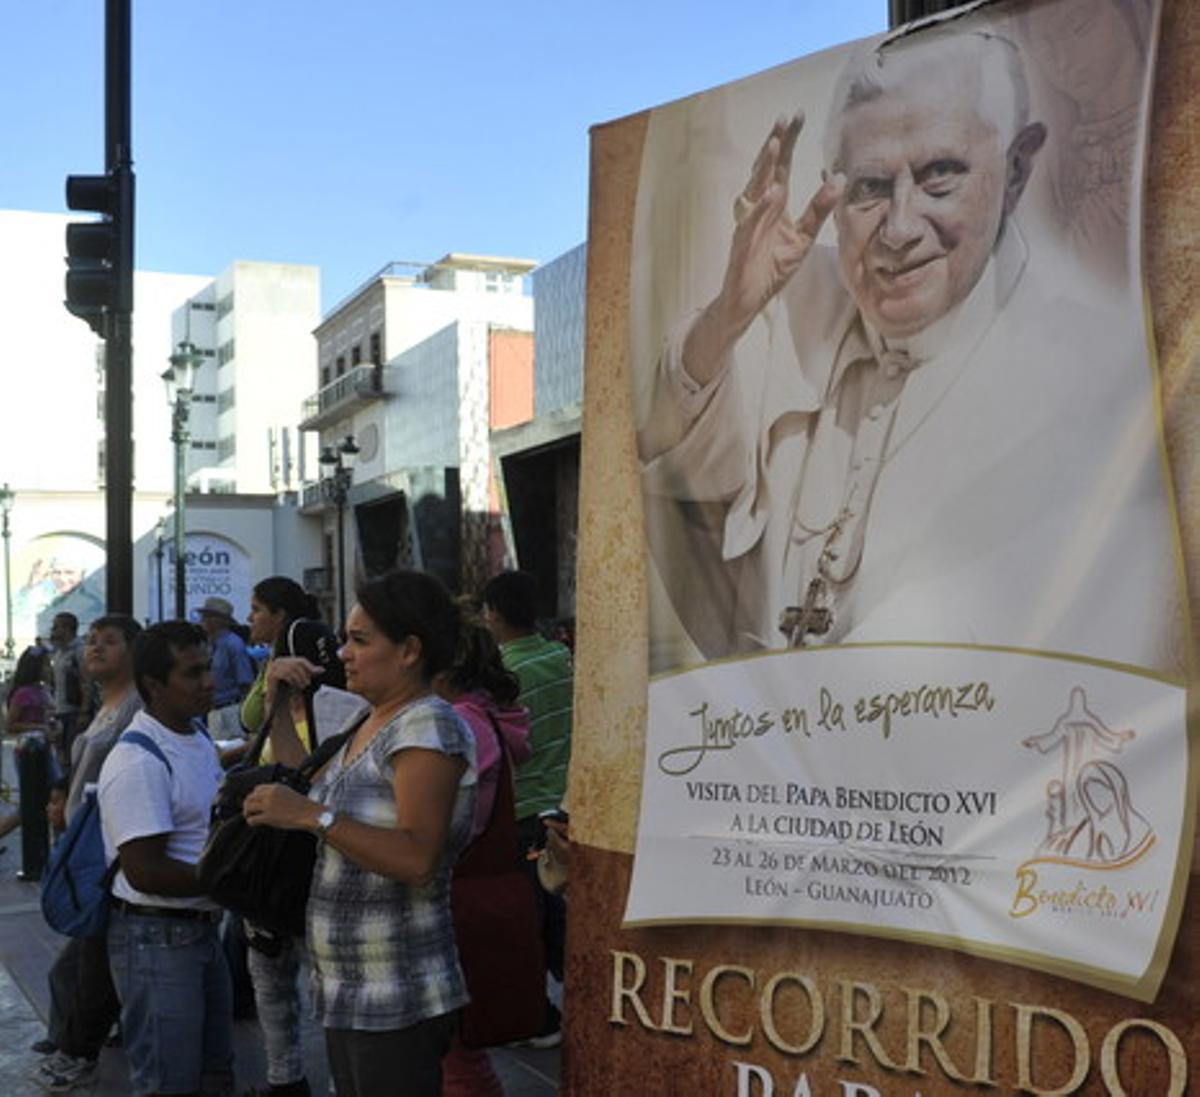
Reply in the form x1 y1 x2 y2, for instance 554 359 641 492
621 0 1191 1002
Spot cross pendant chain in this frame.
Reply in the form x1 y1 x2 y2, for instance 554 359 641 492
779 576 832 648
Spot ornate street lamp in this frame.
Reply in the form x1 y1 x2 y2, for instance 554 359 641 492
153 515 169 622
163 340 202 619
0 483 13 661
319 433 360 627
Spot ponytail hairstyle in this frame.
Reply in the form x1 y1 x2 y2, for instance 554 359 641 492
253 576 321 655
12 646 48 689
446 601 520 705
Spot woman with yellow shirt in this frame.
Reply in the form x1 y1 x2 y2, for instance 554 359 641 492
241 576 325 1097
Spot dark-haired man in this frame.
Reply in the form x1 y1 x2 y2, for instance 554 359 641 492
49 611 86 767
34 615 143 1091
197 596 255 741
480 572 573 835
480 569 573 1045
97 621 233 1097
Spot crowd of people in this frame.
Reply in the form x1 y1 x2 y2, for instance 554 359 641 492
2 567 574 1097
1 612 90 839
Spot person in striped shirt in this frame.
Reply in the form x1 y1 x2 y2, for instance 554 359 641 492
480 569 573 1046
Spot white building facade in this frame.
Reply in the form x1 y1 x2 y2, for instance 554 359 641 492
299 254 535 616
170 260 320 494
0 211 323 652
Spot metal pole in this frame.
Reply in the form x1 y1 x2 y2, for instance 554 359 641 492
155 538 164 621
335 488 347 627
1 488 13 661
173 408 188 619
103 0 134 613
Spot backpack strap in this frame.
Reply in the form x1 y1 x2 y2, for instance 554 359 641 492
104 731 175 888
116 730 174 775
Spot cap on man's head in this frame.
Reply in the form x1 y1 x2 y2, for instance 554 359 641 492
197 596 235 622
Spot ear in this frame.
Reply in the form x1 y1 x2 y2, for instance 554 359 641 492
396 634 424 671
1003 122 1047 216
141 674 165 710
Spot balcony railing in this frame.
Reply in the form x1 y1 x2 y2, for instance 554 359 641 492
299 364 384 431
304 566 333 594
299 479 329 513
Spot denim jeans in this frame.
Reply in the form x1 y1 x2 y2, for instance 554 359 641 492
108 907 235 1096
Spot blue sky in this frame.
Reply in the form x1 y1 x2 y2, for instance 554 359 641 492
4 1 886 310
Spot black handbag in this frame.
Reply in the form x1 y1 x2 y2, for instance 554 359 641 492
197 714 358 936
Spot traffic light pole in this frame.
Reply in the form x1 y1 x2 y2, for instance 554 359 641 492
104 0 134 615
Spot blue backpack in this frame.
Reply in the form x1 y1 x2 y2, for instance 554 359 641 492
41 731 173 938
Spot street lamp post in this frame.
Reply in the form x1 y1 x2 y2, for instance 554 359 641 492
319 434 360 627
163 340 201 620
153 515 168 621
0 484 13 661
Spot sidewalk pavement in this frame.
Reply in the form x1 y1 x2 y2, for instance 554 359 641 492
0 816 560 1095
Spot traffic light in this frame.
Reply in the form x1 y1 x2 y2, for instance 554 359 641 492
64 166 133 334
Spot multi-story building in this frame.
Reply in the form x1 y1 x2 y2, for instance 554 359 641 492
0 209 211 648
170 260 320 494
298 253 535 617
0 213 325 652
493 243 585 627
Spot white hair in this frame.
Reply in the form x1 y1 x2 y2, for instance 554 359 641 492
823 29 1033 171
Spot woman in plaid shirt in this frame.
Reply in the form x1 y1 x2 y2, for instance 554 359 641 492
244 570 478 1097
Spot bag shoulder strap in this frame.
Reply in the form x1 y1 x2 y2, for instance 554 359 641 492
456 710 521 875
297 714 365 781
98 731 174 888
242 674 321 769
116 730 173 775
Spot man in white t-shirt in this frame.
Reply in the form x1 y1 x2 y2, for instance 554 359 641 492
98 620 232 1096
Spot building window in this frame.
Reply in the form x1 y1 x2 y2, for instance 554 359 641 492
351 344 362 366
217 339 236 365
217 387 236 414
335 355 346 378
216 293 234 319
191 392 216 404
190 439 217 451
321 364 331 387
190 301 216 312
217 435 236 461
369 331 382 366
200 347 216 359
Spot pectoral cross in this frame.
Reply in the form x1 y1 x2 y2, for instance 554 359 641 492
779 577 832 648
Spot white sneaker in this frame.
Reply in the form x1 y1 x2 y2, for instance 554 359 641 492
35 1051 97 1092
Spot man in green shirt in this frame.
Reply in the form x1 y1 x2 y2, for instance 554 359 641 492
481 569 573 1045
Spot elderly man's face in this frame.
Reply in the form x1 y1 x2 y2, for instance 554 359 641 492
833 70 1010 340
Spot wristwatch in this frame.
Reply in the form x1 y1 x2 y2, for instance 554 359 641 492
313 809 337 841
